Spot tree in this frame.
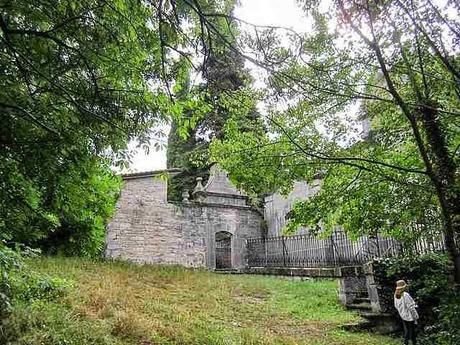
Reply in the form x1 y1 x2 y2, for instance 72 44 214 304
0 0 217 253
189 1 460 281
166 1 264 201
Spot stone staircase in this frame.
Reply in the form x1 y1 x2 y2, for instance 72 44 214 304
344 295 398 334
347 296 372 312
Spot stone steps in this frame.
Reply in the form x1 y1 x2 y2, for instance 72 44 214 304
341 321 375 332
347 302 373 311
345 298 399 334
354 297 370 304
343 290 399 334
359 312 399 334
214 268 241 274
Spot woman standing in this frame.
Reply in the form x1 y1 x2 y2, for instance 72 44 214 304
394 279 419 345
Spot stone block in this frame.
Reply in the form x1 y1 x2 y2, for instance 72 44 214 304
105 173 263 269
338 275 368 306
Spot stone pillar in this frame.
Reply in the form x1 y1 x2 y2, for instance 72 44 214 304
364 262 395 314
364 262 383 313
192 177 206 202
338 266 367 306
181 189 190 203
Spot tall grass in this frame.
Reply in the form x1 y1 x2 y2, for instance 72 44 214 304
1 258 399 345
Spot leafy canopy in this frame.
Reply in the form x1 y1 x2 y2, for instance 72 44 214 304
209 0 459 242
0 0 230 253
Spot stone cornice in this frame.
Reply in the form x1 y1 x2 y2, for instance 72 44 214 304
122 168 183 180
204 191 248 200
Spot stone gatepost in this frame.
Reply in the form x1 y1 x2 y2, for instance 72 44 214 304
192 177 206 202
338 266 368 306
364 262 383 313
364 262 395 314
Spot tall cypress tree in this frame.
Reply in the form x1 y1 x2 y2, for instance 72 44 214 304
166 31 261 201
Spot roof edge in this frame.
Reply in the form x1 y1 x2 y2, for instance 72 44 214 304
122 168 183 180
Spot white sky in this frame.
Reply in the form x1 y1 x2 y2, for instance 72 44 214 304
124 0 457 173
234 0 310 31
127 0 306 173
125 127 169 173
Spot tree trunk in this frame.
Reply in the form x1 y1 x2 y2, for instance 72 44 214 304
420 104 460 283
442 212 460 283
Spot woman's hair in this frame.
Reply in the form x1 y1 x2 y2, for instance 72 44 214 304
395 279 407 298
395 287 404 298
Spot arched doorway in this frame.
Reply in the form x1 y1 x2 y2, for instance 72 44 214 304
215 231 232 269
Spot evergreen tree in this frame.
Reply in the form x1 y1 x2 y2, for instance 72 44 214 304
166 25 263 200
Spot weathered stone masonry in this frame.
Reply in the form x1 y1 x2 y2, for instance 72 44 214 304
106 166 396 331
105 166 263 269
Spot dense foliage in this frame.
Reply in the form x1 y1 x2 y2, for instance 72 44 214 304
1 154 122 256
373 253 460 344
1 0 165 254
207 0 460 279
166 8 264 201
0 0 226 253
0 244 66 323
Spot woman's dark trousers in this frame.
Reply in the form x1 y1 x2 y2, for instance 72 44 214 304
402 320 416 345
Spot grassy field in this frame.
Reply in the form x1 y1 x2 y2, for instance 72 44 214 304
3 258 400 345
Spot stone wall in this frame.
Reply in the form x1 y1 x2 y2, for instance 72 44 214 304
338 266 368 306
264 180 322 237
105 170 263 269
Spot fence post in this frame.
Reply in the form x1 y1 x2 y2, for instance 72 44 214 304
375 230 381 257
264 237 267 267
282 236 286 267
331 231 337 267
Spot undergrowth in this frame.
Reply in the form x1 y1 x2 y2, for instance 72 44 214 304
2 257 400 345
373 253 460 345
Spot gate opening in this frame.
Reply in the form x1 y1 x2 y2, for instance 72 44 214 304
215 231 232 269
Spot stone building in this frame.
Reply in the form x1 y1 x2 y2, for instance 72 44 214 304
105 164 331 269
105 165 263 269
264 178 322 237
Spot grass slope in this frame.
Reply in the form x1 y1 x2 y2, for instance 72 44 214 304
4 258 399 345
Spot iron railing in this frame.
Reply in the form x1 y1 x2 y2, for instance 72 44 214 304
246 230 446 268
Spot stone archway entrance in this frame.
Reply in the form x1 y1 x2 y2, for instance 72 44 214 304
215 231 232 269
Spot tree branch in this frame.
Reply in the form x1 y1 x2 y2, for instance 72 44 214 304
0 102 60 135
268 115 427 175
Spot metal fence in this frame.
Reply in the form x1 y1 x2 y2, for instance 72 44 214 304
246 229 446 268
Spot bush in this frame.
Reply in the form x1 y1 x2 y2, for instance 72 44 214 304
372 253 452 319
2 158 121 258
0 245 17 319
421 290 460 345
372 253 459 344
10 273 68 303
0 244 40 319
0 243 67 320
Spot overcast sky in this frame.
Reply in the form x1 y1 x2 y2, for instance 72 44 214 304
127 0 306 172
126 0 306 173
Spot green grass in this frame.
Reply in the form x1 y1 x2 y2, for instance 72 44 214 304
2 257 400 345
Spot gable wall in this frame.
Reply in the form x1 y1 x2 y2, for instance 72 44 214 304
105 176 262 268
264 179 322 236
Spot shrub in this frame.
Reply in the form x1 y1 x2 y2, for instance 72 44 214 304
372 253 459 344
0 243 67 320
372 253 452 319
10 273 68 303
0 245 18 319
0 244 40 319
421 289 460 345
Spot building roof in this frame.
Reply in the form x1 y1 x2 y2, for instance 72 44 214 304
122 168 183 180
